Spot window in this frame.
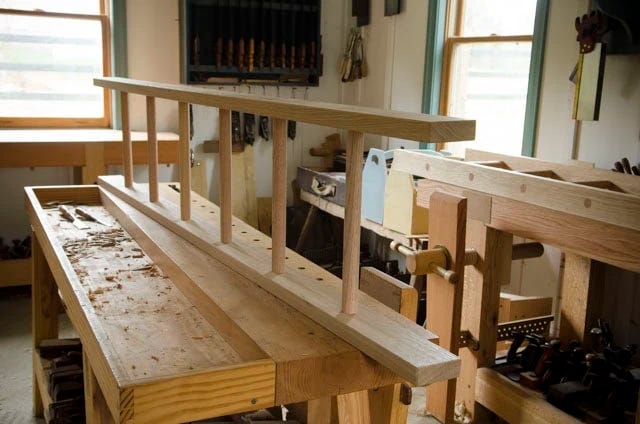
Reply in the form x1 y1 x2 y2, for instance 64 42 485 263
0 1 111 127
436 0 542 156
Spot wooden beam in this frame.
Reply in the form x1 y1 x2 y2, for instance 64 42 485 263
98 175 461 387
94 77 475 143
360 267 418 322
272 118 287 274
425 191 467 423
219 109 232 243
178 102 191 220
146 96 158 202
392 150 640 233
416 181 640 273
342 131 364 315
465 148 640 197
336 391 371 423
120 91 133 188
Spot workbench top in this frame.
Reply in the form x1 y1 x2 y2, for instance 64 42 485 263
26 184 401 422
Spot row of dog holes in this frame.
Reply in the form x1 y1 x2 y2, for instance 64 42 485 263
190 198 324 281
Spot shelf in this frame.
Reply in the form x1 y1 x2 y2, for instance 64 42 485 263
476 368 581 424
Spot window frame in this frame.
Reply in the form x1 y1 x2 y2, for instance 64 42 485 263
0 3 112 128
422 0 549 157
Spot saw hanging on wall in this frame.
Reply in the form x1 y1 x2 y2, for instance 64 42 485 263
339 29 367 82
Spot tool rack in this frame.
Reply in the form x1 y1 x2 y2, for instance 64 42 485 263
393 148 640 423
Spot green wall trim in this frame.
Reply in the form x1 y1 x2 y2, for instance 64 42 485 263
521 0 550 157
111 0 128 129
420 0 446 149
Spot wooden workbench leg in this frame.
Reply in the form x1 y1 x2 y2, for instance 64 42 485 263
272 118 287 274
146 96 159 202
288 397 333 424
336 391 371 424
219 109 232 243
32 232 59 417
368 384 409 424
456 220 513 420
342 130 364 315
178 102 191 220
425 192 467 424
83 350 114 424
559 253 605 344
83 143 107 185
121 91 133 188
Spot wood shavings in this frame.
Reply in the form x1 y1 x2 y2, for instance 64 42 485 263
151 355 159 362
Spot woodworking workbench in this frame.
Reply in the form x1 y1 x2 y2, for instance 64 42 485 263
392 148 640 423
28 183 417 423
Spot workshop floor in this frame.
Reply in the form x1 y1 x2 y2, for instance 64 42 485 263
0 290 438 424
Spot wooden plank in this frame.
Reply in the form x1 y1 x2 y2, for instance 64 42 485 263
465 148 640 197
257 197 272 236
94 77 475 143
243 144 259 228
145 96 158 202
559 253 605 344
84 350 113 424
288 398 333 424
360 267 418 322
476 368 580 424
342 131 365 315
33 354 53 422
0 258 30 287
178 102 191 220
368 384 409 424
124 360 275 423
102 185 402 405
219 109 232 243
425 191 467 423
457 221 513 419
272 118 287 274
31 233 59 418
121 91 133 188
416 181 640 273
98 175 460 387
392 150 640 233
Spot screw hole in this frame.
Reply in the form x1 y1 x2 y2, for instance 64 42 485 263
298 266 306 270
253 239 260 242
241 231 246 234
316 277 323 281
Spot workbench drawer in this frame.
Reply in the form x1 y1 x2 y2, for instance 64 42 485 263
297 167 346 206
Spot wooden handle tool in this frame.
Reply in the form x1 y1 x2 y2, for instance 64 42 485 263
59 206 89 230
75 208 110 226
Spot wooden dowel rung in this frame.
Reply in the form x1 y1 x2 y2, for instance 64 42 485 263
178 102 191 220
120 91 133 188
342 130 365 315
272 118 287 274
219 109 232 243
146 96 158 202
512 242 544 260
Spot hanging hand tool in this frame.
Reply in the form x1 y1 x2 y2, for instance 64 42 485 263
193 33 200 65
258 1 267 69
227 0 235 67
59 206 89 230
237 3 246 71
280 3 287 68
259 116 270 140
244 113 255 144
232 110 242 146
216 0 223 69
309 0 317 69
248 4 256 71
270 0 277 70
289 2 296 70
75 208 110 226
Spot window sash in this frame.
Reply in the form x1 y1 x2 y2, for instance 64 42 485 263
0 7 111 128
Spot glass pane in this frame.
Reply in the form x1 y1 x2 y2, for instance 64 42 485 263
460 0 536 36
446 42 532 157
0 0 101 15
0 14 104 118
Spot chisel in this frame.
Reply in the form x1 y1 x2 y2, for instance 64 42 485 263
75 208 110 226
58 206 89 230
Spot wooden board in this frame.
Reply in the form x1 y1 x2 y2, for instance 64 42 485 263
98 175 460 387
499 293 553 322
360 267 418 323
94 77 475 143
465 148 640 198
415 180 640 273
476 368 581 424
383 169 429 235
101 187 403 404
